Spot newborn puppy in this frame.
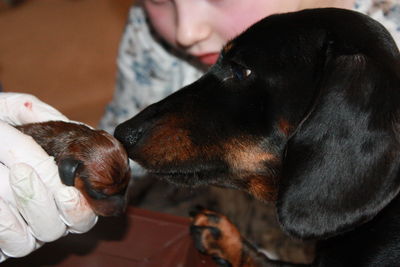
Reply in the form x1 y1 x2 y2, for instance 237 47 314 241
16 121 131 216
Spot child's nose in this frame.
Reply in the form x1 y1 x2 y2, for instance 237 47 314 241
175 9 211 48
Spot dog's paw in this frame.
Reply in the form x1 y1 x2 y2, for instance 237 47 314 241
189 206 243 267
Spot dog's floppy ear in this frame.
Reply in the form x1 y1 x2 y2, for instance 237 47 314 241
58 158 83 186
277 37 400 239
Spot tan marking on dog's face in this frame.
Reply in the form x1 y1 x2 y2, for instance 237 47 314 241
247 175 278 201
136 115 198 166
223 138 279 201
223 139 276 173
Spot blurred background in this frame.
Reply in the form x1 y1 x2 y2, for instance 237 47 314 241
0 0 133 127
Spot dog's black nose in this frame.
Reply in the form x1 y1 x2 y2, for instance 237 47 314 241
114 122 143 150
114 102 161 154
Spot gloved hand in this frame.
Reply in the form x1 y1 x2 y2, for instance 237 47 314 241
0 93 98 261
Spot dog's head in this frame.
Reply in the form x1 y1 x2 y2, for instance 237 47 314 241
115 8 400 239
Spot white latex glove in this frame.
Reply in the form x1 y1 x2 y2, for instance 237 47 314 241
0 93 98 260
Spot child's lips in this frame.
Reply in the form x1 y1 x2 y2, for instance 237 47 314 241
196 53 220 65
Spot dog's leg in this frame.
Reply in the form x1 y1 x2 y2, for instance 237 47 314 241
190 207 310 267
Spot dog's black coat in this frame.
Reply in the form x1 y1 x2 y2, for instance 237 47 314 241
115 8 400 266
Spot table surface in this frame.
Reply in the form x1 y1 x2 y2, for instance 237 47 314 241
3 207 216 267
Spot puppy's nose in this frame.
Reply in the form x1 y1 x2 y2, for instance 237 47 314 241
114 122 143 149
94 195 126 217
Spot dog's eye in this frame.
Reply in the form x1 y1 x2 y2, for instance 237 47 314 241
231 62 252 81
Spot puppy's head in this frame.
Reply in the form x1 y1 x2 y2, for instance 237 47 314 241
18 121 131 217
58 129 131 217
115 8 400 238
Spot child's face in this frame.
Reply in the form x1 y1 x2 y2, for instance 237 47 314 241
143 0 303 66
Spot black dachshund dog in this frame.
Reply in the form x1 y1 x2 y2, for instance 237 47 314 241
115 8 400 266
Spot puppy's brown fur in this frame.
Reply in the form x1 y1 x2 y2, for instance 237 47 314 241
17 121 131 216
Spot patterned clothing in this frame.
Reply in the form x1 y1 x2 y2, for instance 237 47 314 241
100 0 400 134
99 6 203 133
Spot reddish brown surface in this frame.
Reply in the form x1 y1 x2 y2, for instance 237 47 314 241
3 207 216 267
0 0 132 127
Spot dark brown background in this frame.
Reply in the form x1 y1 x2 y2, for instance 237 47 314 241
0 0 132 127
